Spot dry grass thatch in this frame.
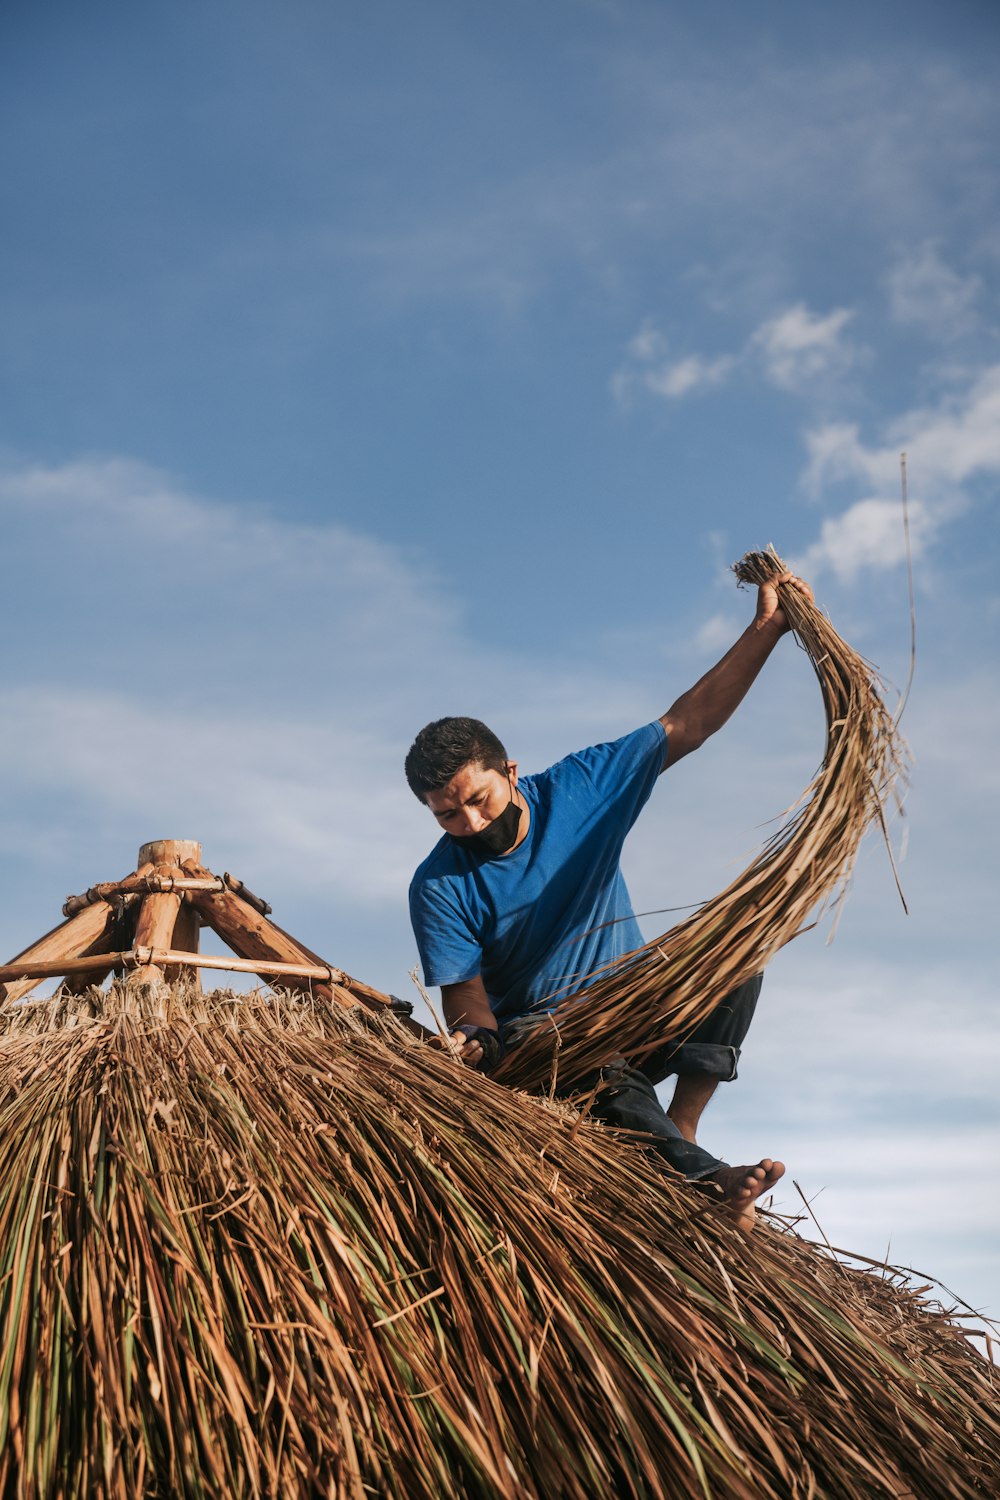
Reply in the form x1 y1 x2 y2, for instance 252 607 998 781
1 983 997 1498
495 547 910 1093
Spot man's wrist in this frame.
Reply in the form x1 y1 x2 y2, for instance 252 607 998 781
751 611 788 640
450 1023 505 1072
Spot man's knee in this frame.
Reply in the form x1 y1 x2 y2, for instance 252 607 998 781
670 1040 740 1081
644 973 763 1085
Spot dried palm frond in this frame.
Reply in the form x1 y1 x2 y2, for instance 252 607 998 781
495 547 909 1093
0 984 995 1499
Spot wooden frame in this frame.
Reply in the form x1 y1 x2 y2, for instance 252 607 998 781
0 839 403 1020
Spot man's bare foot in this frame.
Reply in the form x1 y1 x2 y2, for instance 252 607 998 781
709 1158 785 1232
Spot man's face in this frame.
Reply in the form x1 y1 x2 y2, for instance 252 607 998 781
424 760 519 839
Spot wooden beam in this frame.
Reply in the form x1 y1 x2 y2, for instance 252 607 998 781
3 840 424 1034
57 895 139 996
0 901 118 1005
0 954 119 982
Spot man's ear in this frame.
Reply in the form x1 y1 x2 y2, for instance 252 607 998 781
504 760 519 788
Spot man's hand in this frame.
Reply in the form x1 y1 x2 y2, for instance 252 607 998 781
435 976 497 1071
754 570 814 634
429 1029 486 1068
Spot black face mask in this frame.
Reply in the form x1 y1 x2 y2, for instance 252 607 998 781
450 791 522 857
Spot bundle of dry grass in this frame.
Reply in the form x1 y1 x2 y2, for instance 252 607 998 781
495 547 909 1093
1 983 996 1499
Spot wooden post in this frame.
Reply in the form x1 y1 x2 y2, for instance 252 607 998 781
168 903 201 989
127 841 201 990
137 839 202 870
128 893 182 988
0 902 118 1005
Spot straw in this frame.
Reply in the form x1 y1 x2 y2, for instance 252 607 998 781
1 982 995 1499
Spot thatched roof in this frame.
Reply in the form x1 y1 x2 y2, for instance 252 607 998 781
2 984 996 1498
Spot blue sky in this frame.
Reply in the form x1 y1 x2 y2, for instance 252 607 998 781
2 1 998 1321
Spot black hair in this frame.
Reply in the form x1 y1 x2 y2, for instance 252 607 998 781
405 717 509 802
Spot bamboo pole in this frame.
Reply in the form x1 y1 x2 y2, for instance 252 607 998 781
134 948 336 981
0 902 118 1005
0 951 344 984
219 873 271 916
63 871 271 918
0 952 431 1044
64 876 225 916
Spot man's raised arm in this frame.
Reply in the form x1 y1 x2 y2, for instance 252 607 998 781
661 571 813 766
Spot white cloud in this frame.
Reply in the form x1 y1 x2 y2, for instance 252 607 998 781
615 301 859 406
0 456 468 720
625 318 667 362
0 456 449 630
900 364 1000 485
612 322 736 402
751 303 858 390
644 353 736 399
796 496 938 584
319 52 997 319
809 364 1000 497
798 363 1000 580
887 242 982 336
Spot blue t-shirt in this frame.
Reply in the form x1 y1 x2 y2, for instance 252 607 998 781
408 720 667 1023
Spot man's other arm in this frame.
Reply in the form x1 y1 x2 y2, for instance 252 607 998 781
661 571 813 766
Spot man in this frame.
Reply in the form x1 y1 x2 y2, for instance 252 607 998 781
406 570 813 1225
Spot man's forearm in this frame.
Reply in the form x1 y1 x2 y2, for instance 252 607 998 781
661 615 785 763
441 975 497 1031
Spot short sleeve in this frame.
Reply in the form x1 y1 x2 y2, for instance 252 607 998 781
561 720 667 830
409 875 484 989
